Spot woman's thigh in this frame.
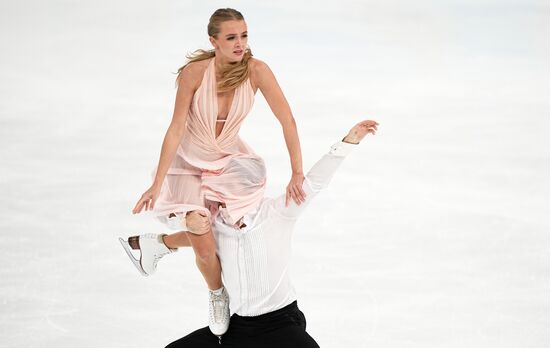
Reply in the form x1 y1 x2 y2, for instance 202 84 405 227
156 172 212 234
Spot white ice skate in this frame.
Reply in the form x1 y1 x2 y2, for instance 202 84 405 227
119 234 176 276
208 287 230 340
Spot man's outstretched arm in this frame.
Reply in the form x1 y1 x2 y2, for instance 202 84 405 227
272 120 378 218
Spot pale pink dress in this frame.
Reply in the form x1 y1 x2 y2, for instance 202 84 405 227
151 57 266 230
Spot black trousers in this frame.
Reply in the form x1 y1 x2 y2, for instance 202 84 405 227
165 301 319 348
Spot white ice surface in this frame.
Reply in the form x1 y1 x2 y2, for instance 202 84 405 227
1 1 549 347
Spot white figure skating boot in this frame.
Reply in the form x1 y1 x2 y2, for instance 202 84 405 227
208 286 230 341
119 234 176 276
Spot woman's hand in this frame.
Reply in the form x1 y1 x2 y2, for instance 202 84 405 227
286 172 306 207
132 184 161 214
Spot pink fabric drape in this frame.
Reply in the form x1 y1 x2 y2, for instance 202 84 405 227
151 57 266 226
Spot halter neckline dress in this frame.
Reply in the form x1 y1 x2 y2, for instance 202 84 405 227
151 57 266 227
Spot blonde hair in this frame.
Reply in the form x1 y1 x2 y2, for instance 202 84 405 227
176 8 253 92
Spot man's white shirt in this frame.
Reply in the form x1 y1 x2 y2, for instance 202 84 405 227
212 141 355 316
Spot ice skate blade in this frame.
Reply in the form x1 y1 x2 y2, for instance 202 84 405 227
118 237 148 277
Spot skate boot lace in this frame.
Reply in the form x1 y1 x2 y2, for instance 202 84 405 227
152 249 171 268
210 292 228 324
141 234 171 268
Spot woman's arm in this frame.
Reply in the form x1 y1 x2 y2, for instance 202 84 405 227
272 120 377 218
132 63 201 214
253 59 306 206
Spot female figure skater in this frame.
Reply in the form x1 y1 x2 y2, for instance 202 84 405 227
120 8 306 338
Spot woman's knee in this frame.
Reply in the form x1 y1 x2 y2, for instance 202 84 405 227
188 233 216 262
186 210 211 235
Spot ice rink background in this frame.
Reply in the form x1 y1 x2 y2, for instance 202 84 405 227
1 0 549 347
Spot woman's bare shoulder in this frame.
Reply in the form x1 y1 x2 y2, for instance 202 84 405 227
249 57 270 74
178 59 211 88
248 58 273 90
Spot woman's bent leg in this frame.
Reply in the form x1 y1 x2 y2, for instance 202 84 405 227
186 223 222 290
163 232 191 248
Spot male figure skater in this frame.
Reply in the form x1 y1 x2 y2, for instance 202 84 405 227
121 120 378 347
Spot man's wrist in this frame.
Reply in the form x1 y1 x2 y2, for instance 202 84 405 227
342 136 360 144
329 141 355 156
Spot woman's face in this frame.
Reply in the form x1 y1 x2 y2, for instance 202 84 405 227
210 20 248 62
